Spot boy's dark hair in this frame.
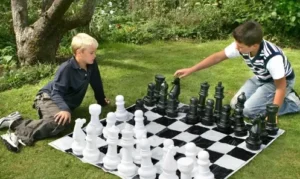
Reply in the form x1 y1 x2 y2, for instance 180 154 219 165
233 21 263 46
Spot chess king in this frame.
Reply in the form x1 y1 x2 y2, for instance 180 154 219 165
174 20 300 119
0 33 110 153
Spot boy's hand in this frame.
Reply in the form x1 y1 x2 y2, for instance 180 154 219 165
54 111 71 126
174 68 193 78
105 98 110 105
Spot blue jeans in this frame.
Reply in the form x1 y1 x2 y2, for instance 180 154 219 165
230 76 300 118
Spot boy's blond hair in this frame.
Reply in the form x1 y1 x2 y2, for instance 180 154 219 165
71 33 98 54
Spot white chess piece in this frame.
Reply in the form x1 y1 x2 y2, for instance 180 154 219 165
134 110 147 138
159 146 178 179
194 150 214 179
138 138 157 179
133 132 146 164
103 112 117 139
117 123 137 178
177 157 194 179
103 125 121 170
71 118 86 156
185 142 199 176
115 95 129 122
89 104 103 136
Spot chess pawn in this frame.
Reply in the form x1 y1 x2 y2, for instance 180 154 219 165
184 142 198 176
265 104 279 135
197 82 210 121
246 115 262 150
156 81 168 115
135 99 148 124
231 92 246 126
166 93 178 118
71 118 86 156
115 95 129 122
233 107 247 137
144 82 156 107
89 104 103 136
201 99 215 126
186 97 199 124
159 146 178 179
117 124 137 178
217 105 232 134
103 125 121 170
134 110 147 139
194 151 214 179
154 74 166 102
103 112 116 139
177 157 194 179
138 138 157 179
213 82 224 123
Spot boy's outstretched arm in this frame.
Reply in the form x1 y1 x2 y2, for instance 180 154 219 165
273 77 286 107
174 50 228 78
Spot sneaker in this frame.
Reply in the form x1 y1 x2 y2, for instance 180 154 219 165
1 132 26 153
0 111 22 129
287 89 300 107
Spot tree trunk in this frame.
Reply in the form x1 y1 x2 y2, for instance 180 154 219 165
11 0 96 65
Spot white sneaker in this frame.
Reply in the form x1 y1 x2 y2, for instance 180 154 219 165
1 132 25 153
286 91 300 107
0 112 22 129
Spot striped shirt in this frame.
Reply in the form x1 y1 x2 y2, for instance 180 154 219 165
225 40 294 82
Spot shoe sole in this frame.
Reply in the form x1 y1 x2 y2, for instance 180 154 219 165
1 137 19 153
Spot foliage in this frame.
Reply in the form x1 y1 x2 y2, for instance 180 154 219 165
0 64 56 92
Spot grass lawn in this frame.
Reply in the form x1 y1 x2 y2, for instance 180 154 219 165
0 39 300 179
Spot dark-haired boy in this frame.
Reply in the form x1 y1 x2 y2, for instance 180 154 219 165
174 20 300 118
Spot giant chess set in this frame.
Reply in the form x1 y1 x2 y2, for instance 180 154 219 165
49 74 285 179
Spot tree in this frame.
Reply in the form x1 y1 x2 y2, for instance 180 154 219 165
11 0 96 65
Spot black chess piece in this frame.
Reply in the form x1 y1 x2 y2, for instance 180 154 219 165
213 82 224 123
197 82 210 122
144 82 156 107
169 77 181 105
246 114 262 150
201 99 215 126
217 104 232 134
185 97 199 124
135 99 147 125
265 104 279 136
259 114 269 142
231 92 247 126
233 107 248 137
166 93 178 118
156 81 168 115
154 74 166 103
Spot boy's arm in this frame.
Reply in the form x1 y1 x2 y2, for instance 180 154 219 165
273 77 286 107
174 50 229 78
90 60 107 106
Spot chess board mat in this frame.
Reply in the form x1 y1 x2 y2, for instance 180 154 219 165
49 103 285 179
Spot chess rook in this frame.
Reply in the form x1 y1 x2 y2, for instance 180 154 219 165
217 105 232 134
197 82 210 121
213 82 224 123
177 157 194 179
266 104 279 135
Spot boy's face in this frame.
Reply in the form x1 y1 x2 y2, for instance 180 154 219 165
235 41 258 54
77 45 97 65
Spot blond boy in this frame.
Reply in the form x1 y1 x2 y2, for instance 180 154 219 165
0 33 109 152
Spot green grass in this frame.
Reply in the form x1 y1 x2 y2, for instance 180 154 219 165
0 39 300 179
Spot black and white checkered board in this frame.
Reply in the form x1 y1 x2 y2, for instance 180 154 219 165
49 103 285 179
